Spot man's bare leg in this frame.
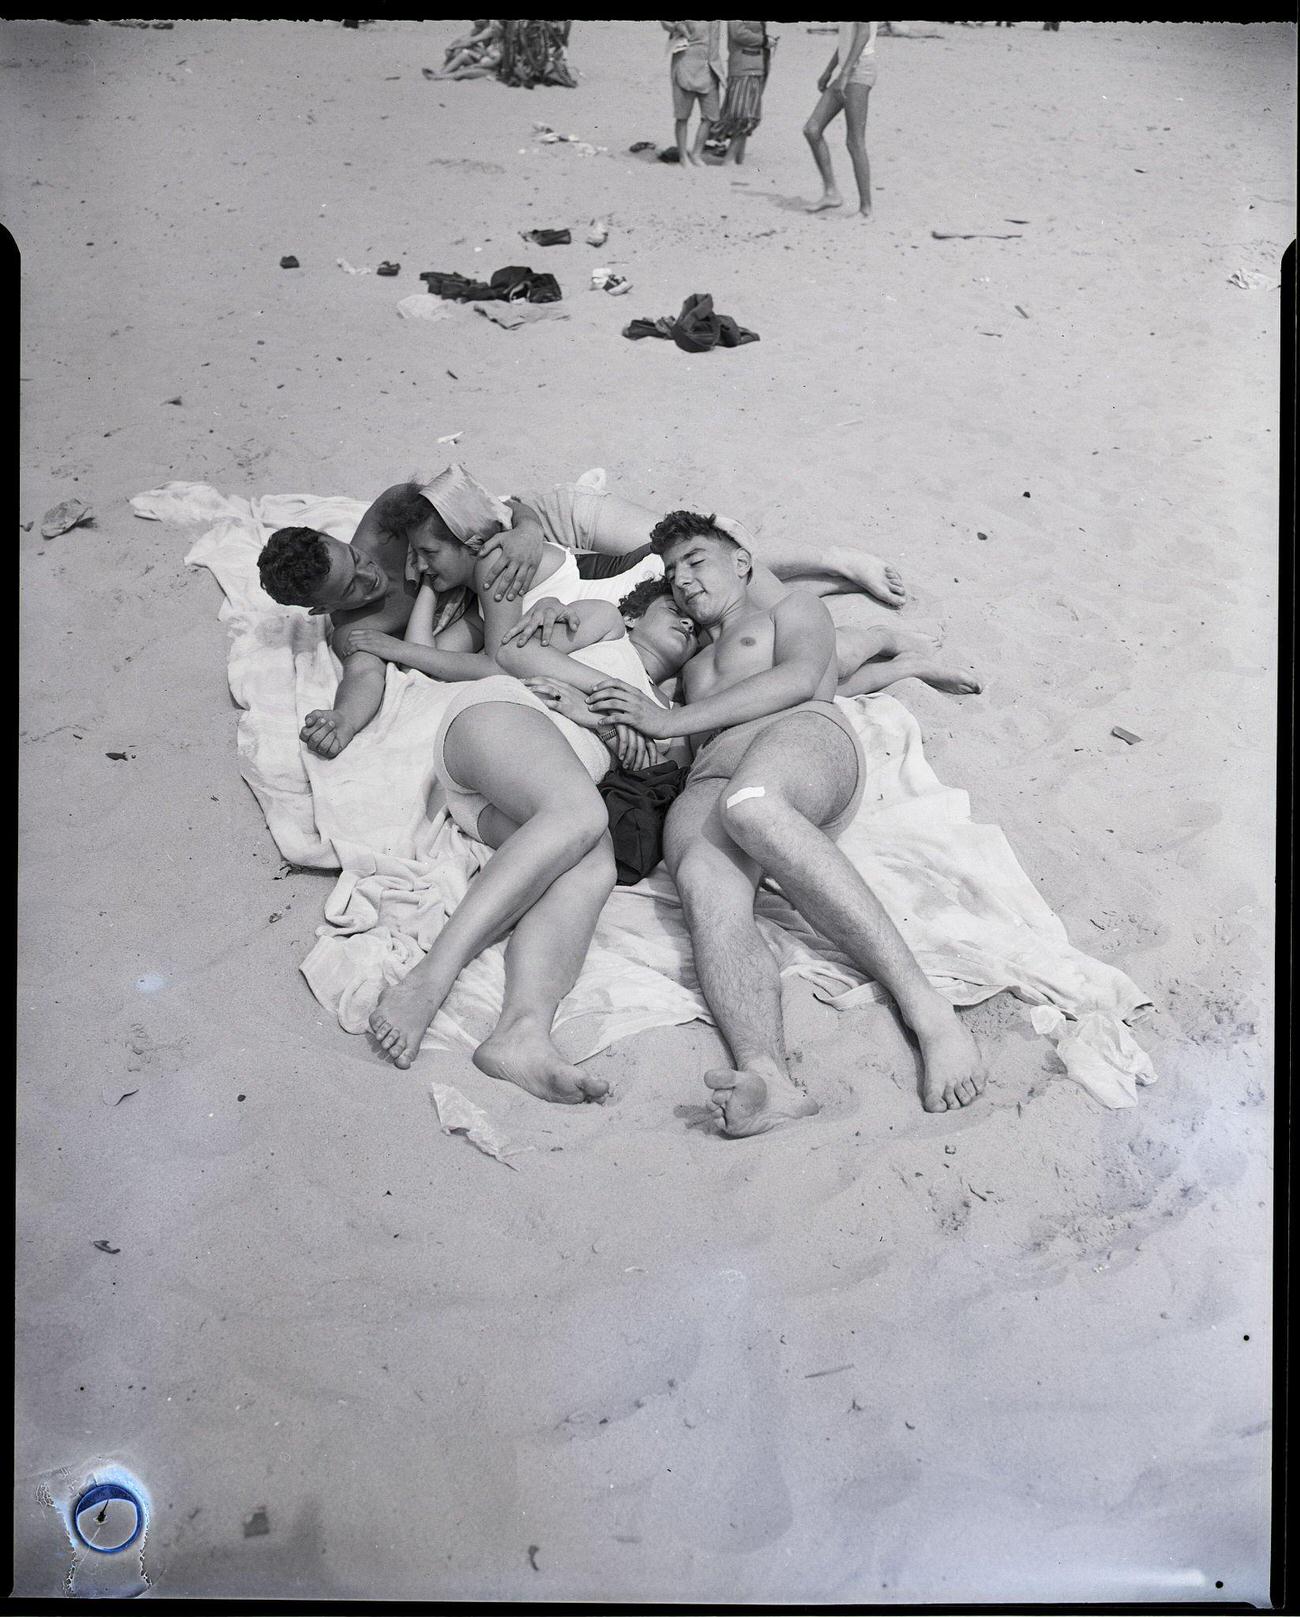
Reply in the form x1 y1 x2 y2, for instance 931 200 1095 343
665 783 819 1136
473 814 616 1104
369 704 609 1085
842 83 873 219
718 716 987 1114
803 88 845 211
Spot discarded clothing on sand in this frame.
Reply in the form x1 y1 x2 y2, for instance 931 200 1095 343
1227 267 1280 291
419 264 562 304
499 19 577 89
141 477 1156 1110
520 227 571 246
474 302 570 329
396 293 459 322
624 292 759 352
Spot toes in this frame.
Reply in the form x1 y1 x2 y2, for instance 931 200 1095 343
579 1073 610 1102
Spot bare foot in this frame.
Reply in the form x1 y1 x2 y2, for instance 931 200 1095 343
474 1016 609 1104
890 653 982 695
807 193 844 213
705 1062 820 1137
857 205 873 221
857 557 907 607
370 966 450 1069
914 1010 987 1112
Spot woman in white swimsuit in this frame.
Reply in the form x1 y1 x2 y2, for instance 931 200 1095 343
803 20 877 219
346 499 665 1100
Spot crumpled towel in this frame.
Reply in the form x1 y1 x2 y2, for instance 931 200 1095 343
396 293 459 321
150 478 1156 1104
475 302 570 330
624 292 759 351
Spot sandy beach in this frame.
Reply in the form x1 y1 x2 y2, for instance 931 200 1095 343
10 18 1289 1602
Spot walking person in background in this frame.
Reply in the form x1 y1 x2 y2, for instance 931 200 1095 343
803 20 877 219
661 20 725 167
713 20 773 167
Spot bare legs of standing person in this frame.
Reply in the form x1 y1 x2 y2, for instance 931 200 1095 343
804 82 872 218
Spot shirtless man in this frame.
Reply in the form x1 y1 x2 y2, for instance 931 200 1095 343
255 470 916 759
585 510 987 1135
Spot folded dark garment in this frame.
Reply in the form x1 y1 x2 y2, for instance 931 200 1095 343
623 294 758 350
671 291 759 352
598 760 688 885
419 265 562 303
521 227 571 246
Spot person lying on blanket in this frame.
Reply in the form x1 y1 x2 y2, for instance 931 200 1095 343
531 511 989 1135
253 465 922 760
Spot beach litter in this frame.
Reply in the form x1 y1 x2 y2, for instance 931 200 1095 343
586 219 610 247
436 431 463 445
41 498 94 539
1029 1005 1156 1108
242 1507 271 1539
336 257 370 275
101 1084 139 1107
521 227 571 246
376 261 400 277
1227 267 1280 291
1015 304 1030 318
278 255 299 269
1111 725 1142 745
92 1240 121 1255
164 395 183 405
396 293 457 322
804 1363 854 1379
590 267 632 295
430 1083 525 1167
932 229 1024 241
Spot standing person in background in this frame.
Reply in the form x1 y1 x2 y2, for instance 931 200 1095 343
661 20 725 167
714 20 773 167
804 20 877 219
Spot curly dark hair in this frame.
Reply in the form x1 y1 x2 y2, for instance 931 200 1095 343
649 509 751 577
258 527 332 605
618 575 672 622
373 480 443 546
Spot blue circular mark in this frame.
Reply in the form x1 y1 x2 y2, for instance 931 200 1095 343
73 1482 143 1553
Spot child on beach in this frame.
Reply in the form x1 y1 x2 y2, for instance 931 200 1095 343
804 20 877 218
661 20 725 166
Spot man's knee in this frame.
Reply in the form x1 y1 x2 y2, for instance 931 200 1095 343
802 118 822 143
718 784 785 849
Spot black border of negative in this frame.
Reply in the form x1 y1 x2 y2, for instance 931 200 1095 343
1 17 1296 1617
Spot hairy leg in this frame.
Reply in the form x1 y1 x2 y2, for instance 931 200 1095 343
803 88 845 210
664 782 819 1137
842 83 873 217
718 716 987 1113
370 704 608 1068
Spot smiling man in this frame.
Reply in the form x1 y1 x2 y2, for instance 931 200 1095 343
586 510 987 1135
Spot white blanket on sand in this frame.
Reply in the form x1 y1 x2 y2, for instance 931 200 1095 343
142 480 1157 1109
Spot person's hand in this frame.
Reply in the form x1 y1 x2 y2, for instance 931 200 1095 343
337 627 405 662
479 524 544 602
612 723 659 772
817 67 833 92
499 598 581 649
585 679 673 738
301 709 357 759
522 676 600 728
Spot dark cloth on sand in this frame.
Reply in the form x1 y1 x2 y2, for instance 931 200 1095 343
623 292 759 352
419 264 561 304
599 760 689 884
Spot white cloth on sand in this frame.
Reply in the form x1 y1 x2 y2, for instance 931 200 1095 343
142 479 1156 1108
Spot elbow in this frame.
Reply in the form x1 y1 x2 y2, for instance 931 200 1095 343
494 640 528 678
